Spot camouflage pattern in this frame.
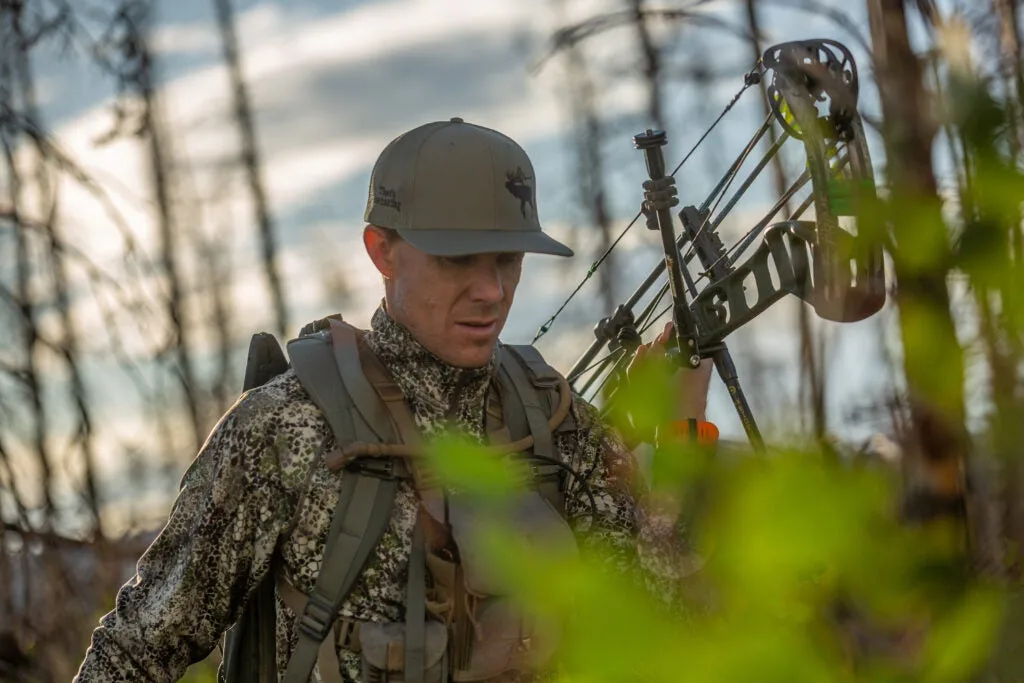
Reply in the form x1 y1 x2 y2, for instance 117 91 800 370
74 306 688 682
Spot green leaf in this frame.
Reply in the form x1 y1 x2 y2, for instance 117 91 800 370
421 431 525 502
922 586 1004 682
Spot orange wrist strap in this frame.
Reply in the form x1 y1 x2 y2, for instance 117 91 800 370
665 418 719 446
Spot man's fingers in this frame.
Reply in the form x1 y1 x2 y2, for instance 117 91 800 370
656 321 674 346
631 320 682 371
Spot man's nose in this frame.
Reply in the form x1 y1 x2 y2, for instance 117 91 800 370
467 262 504 303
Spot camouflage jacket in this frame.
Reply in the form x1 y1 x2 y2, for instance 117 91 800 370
75 307 689 682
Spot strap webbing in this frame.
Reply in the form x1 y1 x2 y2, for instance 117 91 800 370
285 334 400 683
357 328 434 683
495 349 569 515
484 384 512 446
355 332 422 448
277 577 345 683
499 348 554 458
330 319 394 442
282 471 397 683
405 520 427 683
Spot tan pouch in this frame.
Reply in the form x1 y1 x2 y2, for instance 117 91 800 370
451 596 562 682
359 620 449 683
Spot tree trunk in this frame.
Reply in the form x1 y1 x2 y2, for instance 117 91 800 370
630 0 664 131
10 0 104 539
865 0 969 545
0 6 53 527
132 7 205 455
991 0 1024 577
213 0 287 339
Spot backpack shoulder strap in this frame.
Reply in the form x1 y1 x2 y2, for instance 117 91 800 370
281 470 396 683
497 346 555 459
329 318 418 445
497 344 577 445
495 344 577 516
507 345 577 434
289 330 359 441
280 322 399 683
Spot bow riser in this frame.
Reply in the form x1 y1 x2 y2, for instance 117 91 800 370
689 221 815 346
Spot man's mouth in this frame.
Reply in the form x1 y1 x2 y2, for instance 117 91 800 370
456 319 498 336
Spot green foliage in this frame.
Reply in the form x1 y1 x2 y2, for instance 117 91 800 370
422 432 529 503
604 351 677 446
181 656 220 683
422 370 1006 682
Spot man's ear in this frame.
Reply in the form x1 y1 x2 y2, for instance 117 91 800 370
364 225 396 279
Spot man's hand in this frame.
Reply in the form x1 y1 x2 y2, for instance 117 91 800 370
626 322 715 539
627 321 713 421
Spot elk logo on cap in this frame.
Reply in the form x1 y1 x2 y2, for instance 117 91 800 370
504 167 535 218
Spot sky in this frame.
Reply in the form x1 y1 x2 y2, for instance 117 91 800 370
7 0 962 534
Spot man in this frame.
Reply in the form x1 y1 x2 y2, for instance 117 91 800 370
75 118 714 682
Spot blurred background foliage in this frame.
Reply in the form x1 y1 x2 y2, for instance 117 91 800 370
4 0 1024 680
425 429 1005 682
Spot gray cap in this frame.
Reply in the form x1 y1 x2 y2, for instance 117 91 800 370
364 118 573 257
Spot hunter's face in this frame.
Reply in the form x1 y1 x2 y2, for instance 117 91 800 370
364 227 524 368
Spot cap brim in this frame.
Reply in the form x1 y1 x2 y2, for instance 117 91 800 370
397 228 574 257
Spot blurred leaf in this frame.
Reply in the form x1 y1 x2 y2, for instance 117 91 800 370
421 431 525 502
897 302 967 418
605 351 676 444
886 197 951 273
922 586 1004 682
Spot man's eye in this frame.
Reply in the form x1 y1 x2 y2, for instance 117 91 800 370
441 255 474 267
497 253 523 266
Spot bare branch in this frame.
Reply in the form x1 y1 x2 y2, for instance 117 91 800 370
534 6 754 74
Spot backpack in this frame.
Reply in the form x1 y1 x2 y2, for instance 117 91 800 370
218 315 577 683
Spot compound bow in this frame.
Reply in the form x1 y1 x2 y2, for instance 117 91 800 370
535 39 886 452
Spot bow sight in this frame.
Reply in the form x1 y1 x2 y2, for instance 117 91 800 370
536 39 887 452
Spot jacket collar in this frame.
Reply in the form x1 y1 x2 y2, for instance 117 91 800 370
363 304 498 439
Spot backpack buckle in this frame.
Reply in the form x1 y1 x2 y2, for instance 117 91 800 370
298 590 335 642
349 457 399 480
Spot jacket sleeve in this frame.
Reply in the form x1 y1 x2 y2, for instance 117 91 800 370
74 388 300 682
557 396 692 608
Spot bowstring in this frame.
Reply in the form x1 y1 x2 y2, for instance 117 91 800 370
532 72 760 345
571 349 621 383
533 214 643 345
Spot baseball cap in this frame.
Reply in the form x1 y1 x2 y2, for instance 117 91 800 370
364 118 573 258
